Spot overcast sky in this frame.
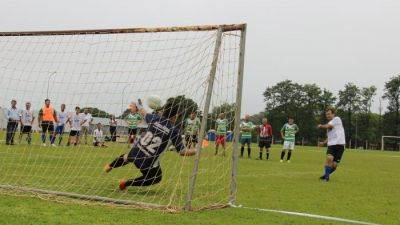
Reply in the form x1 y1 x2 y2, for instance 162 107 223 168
1 0 399 114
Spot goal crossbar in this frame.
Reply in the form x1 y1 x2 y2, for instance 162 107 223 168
0 24 246 36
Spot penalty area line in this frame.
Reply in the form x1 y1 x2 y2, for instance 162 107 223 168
229 203 380 225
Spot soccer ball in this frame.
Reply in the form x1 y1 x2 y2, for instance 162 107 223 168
146 95 162 110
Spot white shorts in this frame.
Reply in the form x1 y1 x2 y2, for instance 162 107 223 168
283 141 295 150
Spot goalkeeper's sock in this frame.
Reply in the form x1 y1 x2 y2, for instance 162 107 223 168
280 151 285 160
110 154 128 168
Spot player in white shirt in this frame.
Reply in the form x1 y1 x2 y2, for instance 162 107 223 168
19 102 35 144
52 104 68 146
66 106 87 146
80 109 93 145
93 123 107 147
318 107 346 182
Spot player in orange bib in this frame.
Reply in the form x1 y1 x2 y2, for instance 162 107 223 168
38 99 58 147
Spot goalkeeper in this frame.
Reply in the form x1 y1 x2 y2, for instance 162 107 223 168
104 98 196 190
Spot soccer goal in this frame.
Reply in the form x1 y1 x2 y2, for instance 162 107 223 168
381 136 400 151
0 24 246 211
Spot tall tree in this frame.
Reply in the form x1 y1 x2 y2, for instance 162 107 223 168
337 83 361 147
383 75 400 137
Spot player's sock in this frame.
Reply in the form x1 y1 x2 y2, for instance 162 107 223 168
259 152 262 159
50 135 56 144
58 136 63 145
330 167 336 174
240 147 244 157
41 133 46 143
266 152 270 160
247 148 251 158
109 154 129 168
287 150 292 161
324 165 333 180
280 151 285 160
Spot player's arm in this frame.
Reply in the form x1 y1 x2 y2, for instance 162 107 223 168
318 123 333 130
38 109 43 127
136 99 148 118
319 139 328 147
53 110 58 123
31 114 35 126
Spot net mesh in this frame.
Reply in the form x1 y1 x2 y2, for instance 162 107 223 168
0 26 243 210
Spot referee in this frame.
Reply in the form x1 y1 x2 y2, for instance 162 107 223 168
6 100 20 145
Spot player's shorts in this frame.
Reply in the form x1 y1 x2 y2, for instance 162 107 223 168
41 121 54 133
69 130 80 137
20 125 32 134
283 141 295 150
216 135 226 145
128 128 138 136
185 134 198 144
259 137 272 148
241 137 252 145
55 125 65 135
327 145 345 163
93 141 100 146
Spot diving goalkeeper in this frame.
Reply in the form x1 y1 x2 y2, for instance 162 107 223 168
104 98 196 190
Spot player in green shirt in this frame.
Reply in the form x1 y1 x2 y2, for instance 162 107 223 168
185 112 201 148
240 114 255 158
280 116 299 163
215 113 228 156
126 102 143 146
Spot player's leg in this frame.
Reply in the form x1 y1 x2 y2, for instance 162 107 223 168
121 166 163 189
215 136 220 155
240 137 245 157
246 139 251 158
18 126 24 144
27 128 32 144
221 136 226 156
41 122 48 145
265 138 271 160
105 147 138 172
280 141 287 162
286 142 294 162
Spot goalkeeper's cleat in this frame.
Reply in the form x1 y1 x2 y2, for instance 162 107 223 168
103 164 112 173
119 180 127 190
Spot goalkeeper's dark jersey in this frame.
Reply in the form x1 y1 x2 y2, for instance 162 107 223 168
129 113 185 169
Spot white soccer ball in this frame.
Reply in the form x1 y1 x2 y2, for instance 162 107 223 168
146 95 162 110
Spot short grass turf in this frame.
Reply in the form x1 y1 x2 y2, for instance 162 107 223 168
0 134 399 224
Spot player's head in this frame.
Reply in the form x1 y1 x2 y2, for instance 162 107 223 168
161 98 185 123
262 118 268 125
325 107 336 120
97 123 102 129
129 102 138 113
75 106 80 114
25 102 31 109
11 99 17 107
218 113 225 119
44 99 50 107
190 111 196 119
61 104 66 111
244 114 250 121
288 116 294 124
109 114 115 119
84 108 89 114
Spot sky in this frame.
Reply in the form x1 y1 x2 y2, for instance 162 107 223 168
1 0 400 114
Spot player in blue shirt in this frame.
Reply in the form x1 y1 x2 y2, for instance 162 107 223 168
104 98 196 190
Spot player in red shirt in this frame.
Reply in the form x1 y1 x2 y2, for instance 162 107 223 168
258 118 273 160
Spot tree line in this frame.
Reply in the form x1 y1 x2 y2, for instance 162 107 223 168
247 75 400 150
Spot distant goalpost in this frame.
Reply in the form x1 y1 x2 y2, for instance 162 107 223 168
0 24 246 211
381 136 400 151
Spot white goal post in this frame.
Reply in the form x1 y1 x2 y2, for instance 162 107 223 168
381 136 400 151
0 24 247 211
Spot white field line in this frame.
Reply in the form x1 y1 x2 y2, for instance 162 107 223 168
229 203 380 225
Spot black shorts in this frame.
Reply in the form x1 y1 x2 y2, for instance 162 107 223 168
20 125 32 134
69 130 80 137
259 137 272 148
327 145 345 163
128 128 138 136
41 121 54 133
185 134 198 144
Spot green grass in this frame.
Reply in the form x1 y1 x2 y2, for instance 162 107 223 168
0 133 399 224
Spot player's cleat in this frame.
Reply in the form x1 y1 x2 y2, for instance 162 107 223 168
280 160 283 163
51 144 57 147
42 143 47 147
287 160 291 163
319 175 326 180
119 180 127 190
103 164 112 173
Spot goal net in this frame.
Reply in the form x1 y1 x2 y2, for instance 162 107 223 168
381 136 400 151
0 24 246 211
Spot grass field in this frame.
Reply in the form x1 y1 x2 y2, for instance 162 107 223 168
0 134 399 225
